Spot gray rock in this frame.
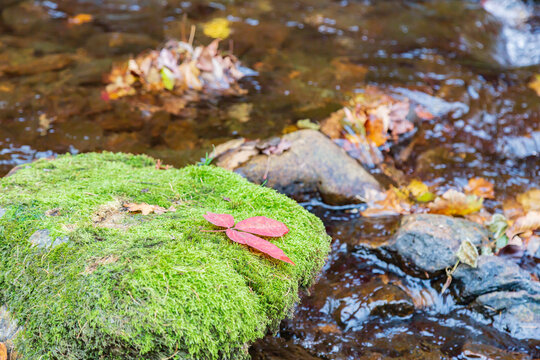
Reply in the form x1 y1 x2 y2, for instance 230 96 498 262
476 289 540 311
380 214 488 277
0 305 19 344
29 229 68 249
497 131 540 159
235 130 382 205
493 302 540 340
453 255 536 300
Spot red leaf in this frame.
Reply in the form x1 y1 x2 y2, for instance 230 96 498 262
234 216 289 237
226 229 295 265
203 212 235 228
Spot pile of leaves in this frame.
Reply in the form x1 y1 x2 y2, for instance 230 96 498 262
320 86 418 167
103 39 253 114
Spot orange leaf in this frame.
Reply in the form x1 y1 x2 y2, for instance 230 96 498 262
361 187 411 217
68 13 93 25
464 177 495 199
506 211 540 240
124 203 171 215
428 189 483 216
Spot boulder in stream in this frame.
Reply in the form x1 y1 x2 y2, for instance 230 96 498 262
216 130 382 205
0 152 331 359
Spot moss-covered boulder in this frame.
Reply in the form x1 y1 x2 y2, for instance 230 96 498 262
0 152 331 359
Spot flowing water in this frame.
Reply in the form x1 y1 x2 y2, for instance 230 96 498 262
1 0 539 358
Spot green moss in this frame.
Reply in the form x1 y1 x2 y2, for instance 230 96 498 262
0 152 330 359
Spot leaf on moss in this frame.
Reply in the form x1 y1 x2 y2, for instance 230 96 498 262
465 177 495 199
456 239 479 268
226 229 295 264
203 212 235 228
125 203 174 215
203 18 231 39
234 216 289 237
428 189 483 216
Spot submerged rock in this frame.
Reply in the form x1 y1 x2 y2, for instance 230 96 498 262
1 1 48 34
234 130 382 205
497 131 540 159
0 152 331 359
380 214 489 277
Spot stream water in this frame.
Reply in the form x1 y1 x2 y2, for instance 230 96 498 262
1 0 539 358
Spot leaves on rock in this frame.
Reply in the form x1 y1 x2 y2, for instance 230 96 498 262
406 179 435 202
456 239 479 268
428 189 483 216
465 177 495 199
487 213 510 251
202 212 294 264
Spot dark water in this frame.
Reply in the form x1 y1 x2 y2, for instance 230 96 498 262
1 0 539 358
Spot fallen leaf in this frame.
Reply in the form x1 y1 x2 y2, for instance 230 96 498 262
506 211 540 240
406 179 435 202
0 343 6 360
228 103 253 123
68 13 93 25
528 74 540 96
516 188 540 212
160 67 175 90
38 113 54 136
361 187 411 217
456 239 479 268
203 212 235 228
428 189 483 216
296 119 320 130
234 216 289 237
414 105 435 120
465 177 495 199
225 229 295 264
124 202 169 215
215 145 259 170
260 138 292 156
203 18 231 39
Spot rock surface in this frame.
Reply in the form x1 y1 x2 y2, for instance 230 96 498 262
28 229 68 249
235 130 382 205
379 214 540 341
380 214 489 277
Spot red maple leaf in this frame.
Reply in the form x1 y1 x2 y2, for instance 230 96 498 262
202 212 294 265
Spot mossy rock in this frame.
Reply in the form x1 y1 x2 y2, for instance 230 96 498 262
0 152 331 359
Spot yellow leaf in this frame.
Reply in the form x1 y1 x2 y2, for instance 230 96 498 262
68 13 93 25
124 203 172 216
465 177 495 199
428 189 483 216
529 74 540 96
506 211 540 240
203 18 231 39
406 179 435 202
456 239 479 268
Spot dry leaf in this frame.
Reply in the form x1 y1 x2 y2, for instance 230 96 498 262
428 189 483 216
456 239 479 268
38 113 54 136
68 13 93 25
406 179 435 202
0 343 6 360
361 187 411 217
529 74 540 96
124 202 171 215
203 18 231 39
506 211 540 240
516 189 540 212
215 146 259 170
465 177 495 199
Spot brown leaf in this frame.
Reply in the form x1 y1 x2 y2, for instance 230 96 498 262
215 146 259 170
361 187 411 217
506 211 540 240
124 202 169 215
516 189 540 212
465 177 495 199
428 189 483 216
320 109 344 139
83 255 119 275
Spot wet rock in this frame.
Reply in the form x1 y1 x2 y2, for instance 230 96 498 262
380 214 489 277
28 229 68 249
453 255 538 300
162 121 198 151
393 88 469 118
1 1 48 35
453 256 540 340
84 32 158 57
497 131 540 159
461 341 532 360
95 103 144 132
2 53 75 76
235 130 381 205
65 58 113 85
